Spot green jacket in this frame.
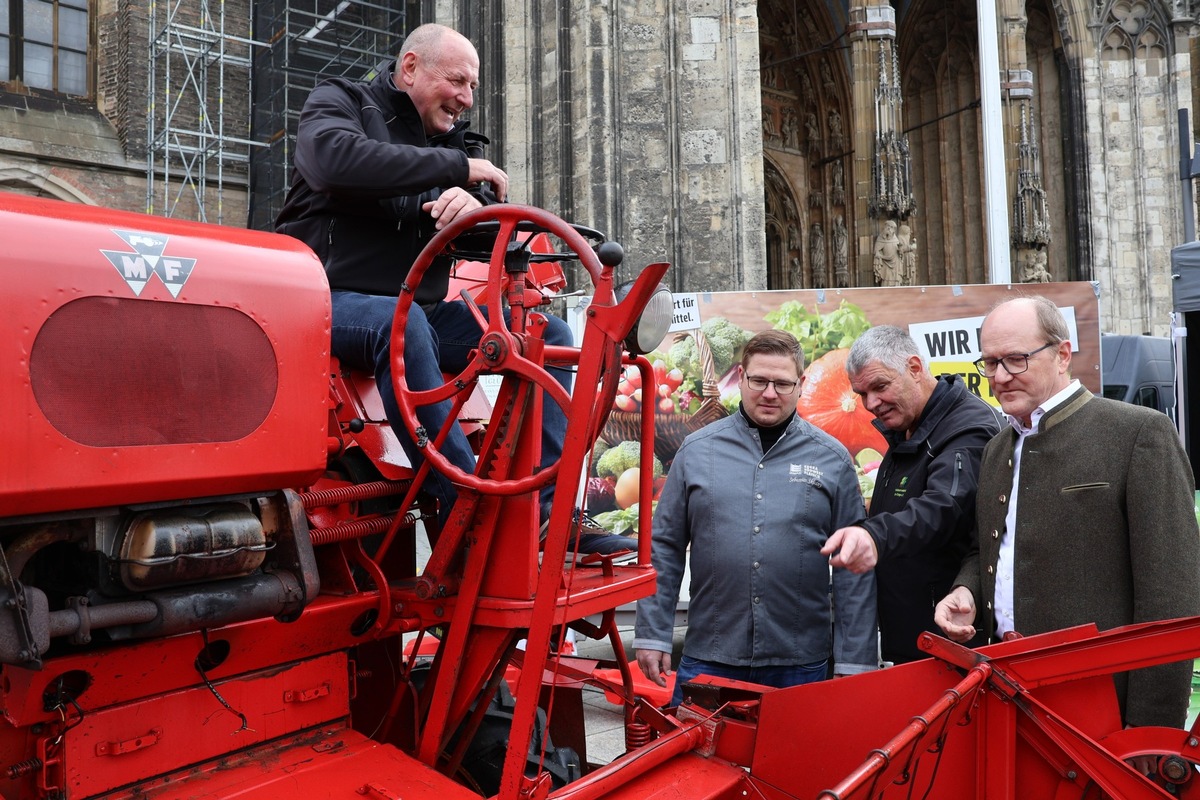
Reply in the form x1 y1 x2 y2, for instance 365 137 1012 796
956 386 1200 727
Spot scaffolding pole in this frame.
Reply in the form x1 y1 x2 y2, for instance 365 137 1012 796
147 0 409 228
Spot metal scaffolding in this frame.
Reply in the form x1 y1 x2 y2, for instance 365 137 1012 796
147 0 265 224
249 0 410 230
147 0 410 228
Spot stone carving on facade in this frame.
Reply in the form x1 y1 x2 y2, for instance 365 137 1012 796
779 191 797 225
1021 249 1051 283
781 18 797 44
811 223 827 288
831 160 846 207
873 219 903 286
1102 2 1166 59
763 104 782 147
791 256 803 286
869 43 916 219
763 47 780 90
1012 103 1052 248
828 109 845 152
799 70 815 108
806 111 821 156
788 222 802 254
782 108 800 151
820 59 836 100
898 223 917 286
809 189 824 209
832 214 849 288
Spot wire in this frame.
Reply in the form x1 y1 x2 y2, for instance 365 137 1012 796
195 630 252 733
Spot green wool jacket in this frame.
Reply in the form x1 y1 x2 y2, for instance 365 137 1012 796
955 386 1200 727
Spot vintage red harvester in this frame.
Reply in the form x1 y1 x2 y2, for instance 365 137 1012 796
1 192 1199 799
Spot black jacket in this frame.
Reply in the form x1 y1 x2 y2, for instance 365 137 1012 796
862 374 1002 663
275 66 496 304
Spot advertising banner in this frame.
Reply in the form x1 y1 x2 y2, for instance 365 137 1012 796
579 281 1101 525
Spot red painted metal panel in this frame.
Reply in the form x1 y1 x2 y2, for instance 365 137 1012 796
64 652 350 797
102 723 482 799
555 749 751 800
1 594 378 728
749 652 1125 799
0 192 330 516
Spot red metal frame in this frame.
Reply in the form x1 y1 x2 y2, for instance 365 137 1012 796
0 194 678 799
5 192 1200 800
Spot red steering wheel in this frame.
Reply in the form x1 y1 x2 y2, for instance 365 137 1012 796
390 203 611 495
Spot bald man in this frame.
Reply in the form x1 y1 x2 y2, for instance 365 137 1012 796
277 24 629 554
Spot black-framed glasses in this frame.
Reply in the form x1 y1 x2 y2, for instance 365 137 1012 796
973 342 1057 377
744 375 800 394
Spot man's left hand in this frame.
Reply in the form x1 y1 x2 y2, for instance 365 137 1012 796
424 187 482 230
821 526 878 573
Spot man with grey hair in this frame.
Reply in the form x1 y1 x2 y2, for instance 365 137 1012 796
935 296 1200 734
822 325 1000 664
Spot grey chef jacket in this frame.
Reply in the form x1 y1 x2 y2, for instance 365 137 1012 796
634 410 878 674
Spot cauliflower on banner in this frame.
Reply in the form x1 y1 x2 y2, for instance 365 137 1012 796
668 317 753 377
596 440 665 480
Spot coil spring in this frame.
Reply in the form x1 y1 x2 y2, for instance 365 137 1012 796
7 756 42 779
624 721 653 751
301 479 410 509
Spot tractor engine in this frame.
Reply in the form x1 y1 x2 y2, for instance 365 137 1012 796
0 194 329 669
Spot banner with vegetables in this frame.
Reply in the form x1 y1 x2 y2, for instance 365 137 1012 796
572 281 1101 529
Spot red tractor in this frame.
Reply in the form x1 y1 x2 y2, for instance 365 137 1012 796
2 192 1200 800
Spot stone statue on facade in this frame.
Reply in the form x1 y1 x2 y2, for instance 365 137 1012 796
782 108 799 151
831 161 845 207
872 219 902 287
828 109 845 151
1022 250 1051 283
806 112 820 156
763 48 780 90
763 105 782 146
810 223 827 289
820 59 836 100
780 192 797 224
898 223 917 286
799 70 815 108
832 214 849 288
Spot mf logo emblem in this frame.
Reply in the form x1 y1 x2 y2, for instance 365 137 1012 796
101 229 197 298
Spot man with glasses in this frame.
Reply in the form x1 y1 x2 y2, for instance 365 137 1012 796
634 329 878 705
822 326 1000 665
934 296 1200 733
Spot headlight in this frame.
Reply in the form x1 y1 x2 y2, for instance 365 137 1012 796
616 281 672 355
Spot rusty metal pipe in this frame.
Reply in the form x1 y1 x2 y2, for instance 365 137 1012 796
48 599 158 639
107 572 304 640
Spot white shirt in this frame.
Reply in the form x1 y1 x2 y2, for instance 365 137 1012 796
994 379 1080 636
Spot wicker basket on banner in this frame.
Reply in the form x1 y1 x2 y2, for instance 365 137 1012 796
602 328 730 465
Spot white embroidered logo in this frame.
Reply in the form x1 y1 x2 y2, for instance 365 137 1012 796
790 464 823 485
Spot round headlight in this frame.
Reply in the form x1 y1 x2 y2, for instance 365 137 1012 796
616 281 672 355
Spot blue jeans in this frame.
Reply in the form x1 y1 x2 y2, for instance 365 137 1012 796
671 655 829 706
330 291 573 522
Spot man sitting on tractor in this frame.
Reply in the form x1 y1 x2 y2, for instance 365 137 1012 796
276 23 633 556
